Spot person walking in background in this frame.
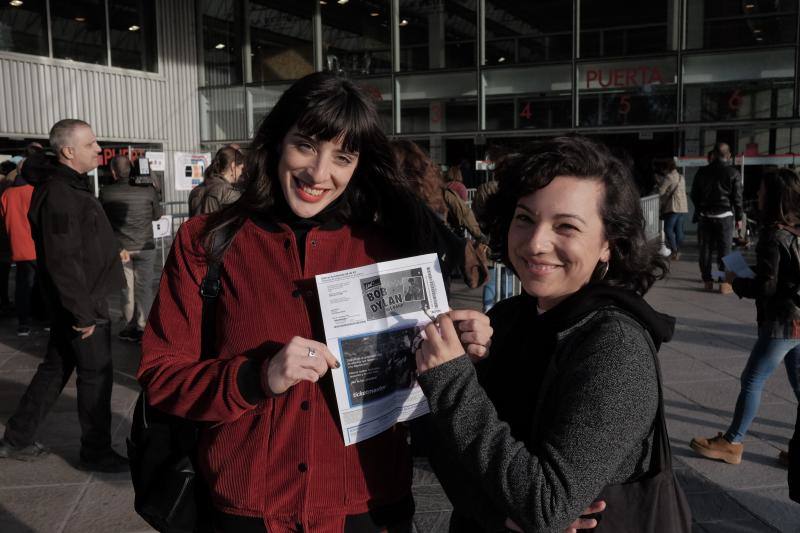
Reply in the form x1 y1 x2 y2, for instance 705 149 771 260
654 157 689 260
391 140 488 295
99 155 162 343
0 119 126 473
391 139 486 244
445 165 469 202
1 157 38 336
0 156 21 314
690 142 744 294
187 145 244 216
691 168 800 466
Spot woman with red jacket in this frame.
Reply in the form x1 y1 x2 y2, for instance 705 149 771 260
137 72 492 533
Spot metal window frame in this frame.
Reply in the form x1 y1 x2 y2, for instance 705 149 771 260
196 0 800 148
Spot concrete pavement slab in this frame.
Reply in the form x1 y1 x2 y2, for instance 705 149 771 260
0 486 80 533
62 480 153 533
0 451 89 487
667 378 787 412
729 488 800 532
659 351 732 384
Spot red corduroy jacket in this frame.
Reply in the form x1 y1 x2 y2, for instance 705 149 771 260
139 216 412 532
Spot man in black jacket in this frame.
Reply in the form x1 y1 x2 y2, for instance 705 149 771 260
0 119 127 472
690 142 743 294
100 156 161 342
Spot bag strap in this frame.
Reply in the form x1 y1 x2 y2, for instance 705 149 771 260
199 228 236 360
138 226 238 426
642 327 672 473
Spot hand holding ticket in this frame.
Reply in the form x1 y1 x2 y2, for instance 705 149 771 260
315 253 449 445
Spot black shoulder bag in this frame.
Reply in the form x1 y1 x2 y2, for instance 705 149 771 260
127 229 233 533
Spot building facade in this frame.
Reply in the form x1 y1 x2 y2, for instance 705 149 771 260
3 0 800 203
0 0 200 204
198 0 800 191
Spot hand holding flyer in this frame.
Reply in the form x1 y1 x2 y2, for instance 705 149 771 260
315 253 448 445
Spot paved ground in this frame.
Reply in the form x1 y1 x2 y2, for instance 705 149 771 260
1 246 799 532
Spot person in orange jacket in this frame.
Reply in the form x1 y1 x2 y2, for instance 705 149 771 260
0 159 37 336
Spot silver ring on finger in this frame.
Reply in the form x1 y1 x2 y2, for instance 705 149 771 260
307 347 317 358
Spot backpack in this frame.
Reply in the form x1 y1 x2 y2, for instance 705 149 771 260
127 227 235 533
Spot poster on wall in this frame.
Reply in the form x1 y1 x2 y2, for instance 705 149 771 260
173 152 211 191
146 151 166 172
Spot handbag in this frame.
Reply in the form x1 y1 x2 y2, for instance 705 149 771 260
127 228 232 533
591 332 692 533
462 240 490 289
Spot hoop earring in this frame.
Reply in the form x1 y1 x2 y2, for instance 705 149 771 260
596 261 609 281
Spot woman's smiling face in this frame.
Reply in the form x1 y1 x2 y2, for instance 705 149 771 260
277 127 360 218
508 175 611 310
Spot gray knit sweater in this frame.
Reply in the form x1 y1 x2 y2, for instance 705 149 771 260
417 306 660 533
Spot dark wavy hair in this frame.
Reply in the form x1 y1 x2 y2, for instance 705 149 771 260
202 72 440 261
485 135 668 295
390 140 447 218
760 167 800 226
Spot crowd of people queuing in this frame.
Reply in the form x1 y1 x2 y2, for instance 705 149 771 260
0 72 796 532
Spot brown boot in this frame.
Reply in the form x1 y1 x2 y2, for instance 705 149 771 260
704 281 714 291
719 282 733 295
690 433 743 464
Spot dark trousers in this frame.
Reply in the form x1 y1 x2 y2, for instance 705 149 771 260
0 260 10 305
4 314 114 453
697 215 734 282
14 261 36 326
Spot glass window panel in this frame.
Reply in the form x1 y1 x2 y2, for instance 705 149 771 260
248 83 292 137
250 1 313 83
578 56 678 126
354 77 393 134
200 86 247 142
398 0 476 71
51 0 108 65
398 71 477 133
201 0 242 86
683 49 794 121
484 65 572 129
109 0 157 71
580 0 674 58
484 1 571 66
0 0 48 56
685 0 797 50
322 0 390 77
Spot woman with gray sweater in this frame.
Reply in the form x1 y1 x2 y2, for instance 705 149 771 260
415 137 691 532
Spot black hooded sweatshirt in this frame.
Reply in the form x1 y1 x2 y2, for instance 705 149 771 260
22 153 123 327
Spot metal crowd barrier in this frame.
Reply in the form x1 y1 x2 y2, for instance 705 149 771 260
153 201 190 266
640 194 661 242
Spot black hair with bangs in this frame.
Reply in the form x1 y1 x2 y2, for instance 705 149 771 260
202 72 443 262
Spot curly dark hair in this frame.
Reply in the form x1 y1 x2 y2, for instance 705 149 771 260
485 135 668 295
